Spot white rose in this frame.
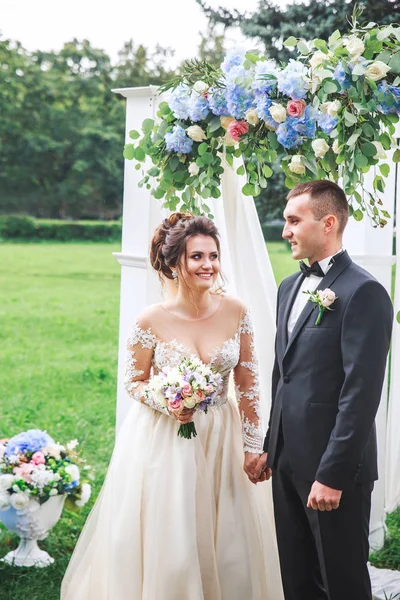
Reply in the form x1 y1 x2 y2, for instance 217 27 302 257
44 443 63 460
332 139 340 155
0 474 15 492
49 489 58 497
365 61 391 82
193 80 209 94
373 141 387 160
312 138 330 159
346 36 365 59
269 103 287 123
0 493 11 511
186 125 207 142
10 492 30 510
188 162 200 176
54 473 61 482
289 155 306 175
321 100 341 118
183 396 197 409
65 464 80 482
75 483 91 508
12 484 20 493
309 51 328 70
245 108 260 125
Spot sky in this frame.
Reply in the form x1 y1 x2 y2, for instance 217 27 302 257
0 0 275 66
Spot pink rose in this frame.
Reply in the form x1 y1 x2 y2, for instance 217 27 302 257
181 383 193 398
287 99 307 117
14 463 35 481
227 120 249 142
204 384 214 395
196 390 205 401
317 288 337 307
31 451 46 466
169 398 182 410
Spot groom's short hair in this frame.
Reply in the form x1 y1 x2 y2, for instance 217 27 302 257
287 180 349 234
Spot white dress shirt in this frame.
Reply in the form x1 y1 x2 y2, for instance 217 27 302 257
287 249 344 336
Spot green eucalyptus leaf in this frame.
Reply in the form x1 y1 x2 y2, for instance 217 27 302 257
389 51 400 75
236 165 246 176
344 110 357 125
283 36 298 47
242 183 256 196
353 209 364 221
142 119 155 134
129 130 140 140
393 149 400 162
123 144 135 160
134 147 146 162
297 41 309 55
355 154 369 168
263 164 273 178
379 164 390 177
360 142 378 157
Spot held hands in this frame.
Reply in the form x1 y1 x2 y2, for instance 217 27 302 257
168 406 196 425
243 452 272 484
307 481 342 511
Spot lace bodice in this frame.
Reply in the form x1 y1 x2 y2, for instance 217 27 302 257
124 298 264 454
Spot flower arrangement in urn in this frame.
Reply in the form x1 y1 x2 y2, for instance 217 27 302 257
0 429 92 567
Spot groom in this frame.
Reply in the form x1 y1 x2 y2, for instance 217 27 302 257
254 180 393 600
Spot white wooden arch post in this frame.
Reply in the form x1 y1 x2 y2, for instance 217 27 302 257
112 87 166 431
342 139 397 550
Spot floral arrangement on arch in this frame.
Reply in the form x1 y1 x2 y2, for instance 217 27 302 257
0 429 92 512
124 13 400 227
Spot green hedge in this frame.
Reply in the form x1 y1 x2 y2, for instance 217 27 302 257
262 221 285 242
0 216 122 241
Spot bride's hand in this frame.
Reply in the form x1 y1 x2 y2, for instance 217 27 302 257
168 406 196 424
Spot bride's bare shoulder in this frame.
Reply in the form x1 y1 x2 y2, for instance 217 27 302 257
220 295 248 318
134 303 164 330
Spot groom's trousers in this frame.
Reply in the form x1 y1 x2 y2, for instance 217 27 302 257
272 436 373 600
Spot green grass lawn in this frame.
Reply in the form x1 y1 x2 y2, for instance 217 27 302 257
0 241 397 599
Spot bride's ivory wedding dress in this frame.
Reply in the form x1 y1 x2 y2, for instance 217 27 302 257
61 296 283 600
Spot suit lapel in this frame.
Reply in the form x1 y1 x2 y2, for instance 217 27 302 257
277 273 304 363
283 251 352 360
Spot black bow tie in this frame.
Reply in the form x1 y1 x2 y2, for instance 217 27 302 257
299 261 325 278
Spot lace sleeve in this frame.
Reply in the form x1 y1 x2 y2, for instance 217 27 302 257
233 311 264 454
124 323 169 415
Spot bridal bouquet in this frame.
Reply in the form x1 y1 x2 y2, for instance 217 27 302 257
0 429 93 511
146 357 223 439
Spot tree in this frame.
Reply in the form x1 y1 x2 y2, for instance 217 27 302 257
197 0 400 63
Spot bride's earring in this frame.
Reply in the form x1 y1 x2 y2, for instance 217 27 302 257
172 270 178 286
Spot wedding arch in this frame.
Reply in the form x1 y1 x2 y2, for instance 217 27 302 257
112 21 400 551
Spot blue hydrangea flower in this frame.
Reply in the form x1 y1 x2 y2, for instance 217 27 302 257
276 121 303 149
333 63 350 90
208 87 230 116
376 82 400 114
255 95 278 128
225 65 255 119
318 112 339 134
276 105 317 149
221 48 246 75
253 60 279 96
277 60 309 100
168 84 191 120
5 429 55 458
165 125 193 154
188 91 209 121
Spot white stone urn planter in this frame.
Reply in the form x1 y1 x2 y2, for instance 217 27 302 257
0 495 66 567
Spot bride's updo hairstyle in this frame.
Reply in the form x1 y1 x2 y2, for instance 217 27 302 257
150 212 222 285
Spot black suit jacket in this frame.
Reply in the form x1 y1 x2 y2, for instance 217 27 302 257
264 251 393 490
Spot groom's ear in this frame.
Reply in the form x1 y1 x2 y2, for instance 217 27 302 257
323 214 337 235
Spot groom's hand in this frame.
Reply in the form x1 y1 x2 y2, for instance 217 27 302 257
307 481 342 511
247 452 272 484
243 452 261 483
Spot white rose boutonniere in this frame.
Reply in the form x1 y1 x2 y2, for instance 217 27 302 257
303 288 338 325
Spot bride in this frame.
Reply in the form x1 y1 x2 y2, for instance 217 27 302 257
61 212 283 600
